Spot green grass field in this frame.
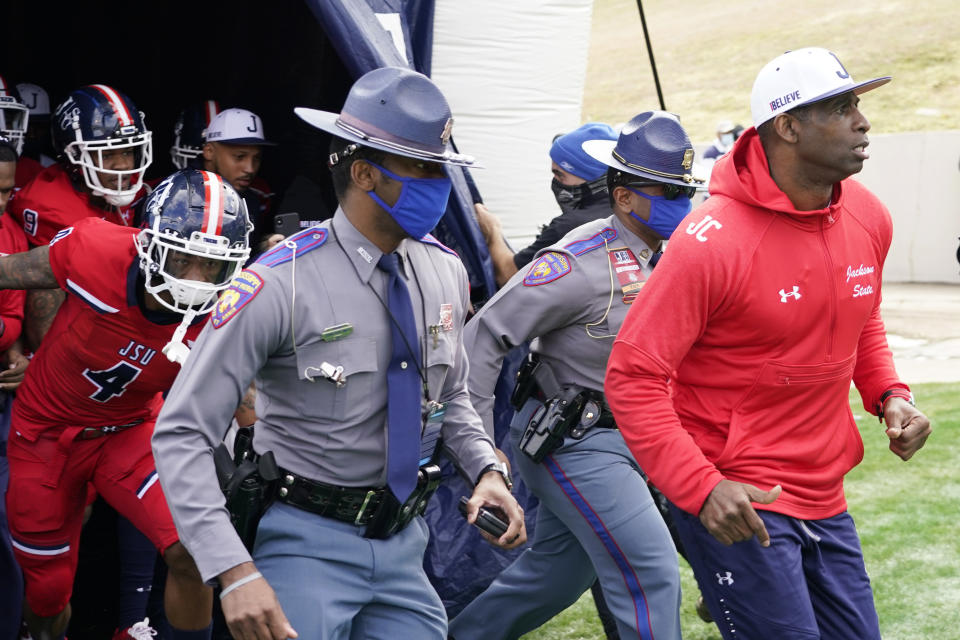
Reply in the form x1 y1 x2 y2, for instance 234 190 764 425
520 382 960 639
582 0 960 143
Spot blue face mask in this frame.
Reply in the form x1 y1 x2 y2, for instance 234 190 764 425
626 186 693 239
365 160 452 239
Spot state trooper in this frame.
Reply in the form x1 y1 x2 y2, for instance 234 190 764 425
151 66 526 640
448 111 704 640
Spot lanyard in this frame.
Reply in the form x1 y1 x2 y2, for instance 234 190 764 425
328 223 432 399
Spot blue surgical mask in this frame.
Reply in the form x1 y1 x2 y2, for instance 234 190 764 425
626 186 692 239
365 160 452 239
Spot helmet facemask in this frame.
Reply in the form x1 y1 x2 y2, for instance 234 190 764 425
0 98 29 155
65 128 153 206
137 225 248 316
170 143 202 170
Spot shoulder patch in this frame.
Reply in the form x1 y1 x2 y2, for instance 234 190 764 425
420 233 459 257
256 228 327 268
211 270 264 329
523 252 572 286
563 227 617 256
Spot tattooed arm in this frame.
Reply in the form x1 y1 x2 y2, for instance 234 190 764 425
0 245 58 289
0 246 63 352
25 289 65 352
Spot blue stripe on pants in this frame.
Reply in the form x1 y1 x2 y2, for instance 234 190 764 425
544 455 653 640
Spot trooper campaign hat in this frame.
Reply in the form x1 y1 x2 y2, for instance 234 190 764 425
581 111 704 188
750 47 891 127
294 66 477 167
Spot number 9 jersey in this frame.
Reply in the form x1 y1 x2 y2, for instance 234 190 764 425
12 217 207 439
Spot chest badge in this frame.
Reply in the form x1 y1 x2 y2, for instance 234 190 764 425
429 303 454 348
608 247 646 304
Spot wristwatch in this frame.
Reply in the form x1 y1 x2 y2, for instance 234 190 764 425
877 389 915 422
477 461 513 491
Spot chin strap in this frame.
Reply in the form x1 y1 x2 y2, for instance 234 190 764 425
162 308 199 365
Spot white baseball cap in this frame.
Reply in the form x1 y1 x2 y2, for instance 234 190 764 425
202 107 276 146
16 83 50 117
750 47 891 127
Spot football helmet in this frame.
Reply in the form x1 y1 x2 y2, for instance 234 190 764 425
53 84 153 206
136 169 251 315
171 100 220 170
0 76 29 155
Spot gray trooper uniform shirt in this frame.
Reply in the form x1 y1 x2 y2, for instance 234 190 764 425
151 208 499 583
465 214 659 437
452 215 682 640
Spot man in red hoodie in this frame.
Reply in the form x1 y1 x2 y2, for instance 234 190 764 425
605 47 931 640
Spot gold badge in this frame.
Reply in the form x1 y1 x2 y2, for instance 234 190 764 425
441 118 454 145
682 148 694 170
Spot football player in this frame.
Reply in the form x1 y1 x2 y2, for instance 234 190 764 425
8 84 153 351
2 168 250 640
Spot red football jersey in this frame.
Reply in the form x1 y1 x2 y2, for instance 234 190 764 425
12 218 207 437
13 155 43 189
7 164 147 247
0 213 27 351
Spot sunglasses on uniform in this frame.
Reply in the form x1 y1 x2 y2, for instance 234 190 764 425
626 181 697 201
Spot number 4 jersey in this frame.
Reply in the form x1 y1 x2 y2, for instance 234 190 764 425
12 218 207 439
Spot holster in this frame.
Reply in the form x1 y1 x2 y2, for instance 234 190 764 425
517 385 587 463
510 353 542 410
214 426 280 551
363 462 442 539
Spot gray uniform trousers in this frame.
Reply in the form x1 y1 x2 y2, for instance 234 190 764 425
449 397 681 640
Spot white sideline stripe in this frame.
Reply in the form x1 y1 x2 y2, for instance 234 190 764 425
66 278 119 313
12 539 70 556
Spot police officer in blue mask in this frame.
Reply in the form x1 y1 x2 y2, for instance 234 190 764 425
448 111 703 640
151 66 526 640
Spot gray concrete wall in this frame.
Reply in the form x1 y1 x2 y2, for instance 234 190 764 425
857 131 960 284
697 131 960 284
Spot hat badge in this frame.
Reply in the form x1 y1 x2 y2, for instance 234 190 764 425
440 117 453 145
682 148 694 170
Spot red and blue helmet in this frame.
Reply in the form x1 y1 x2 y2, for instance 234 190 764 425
171 100 221 170
136 168 251 315
52 84 153 206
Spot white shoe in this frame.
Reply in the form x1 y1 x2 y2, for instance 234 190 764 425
125 618 158 640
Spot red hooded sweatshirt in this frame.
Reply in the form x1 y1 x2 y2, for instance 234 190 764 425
605 127 907 519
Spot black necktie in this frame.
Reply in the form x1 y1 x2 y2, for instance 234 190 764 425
376 252 421 501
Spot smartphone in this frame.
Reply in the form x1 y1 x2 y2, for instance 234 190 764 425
273 212 301 238
458 496 508 538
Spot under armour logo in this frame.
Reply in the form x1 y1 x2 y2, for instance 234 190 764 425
779 286 802 302
102 426 118 433
716 571 735 586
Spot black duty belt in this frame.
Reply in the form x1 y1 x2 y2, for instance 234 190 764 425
275 468 385 526
574 391 616 430
593 409 617 429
